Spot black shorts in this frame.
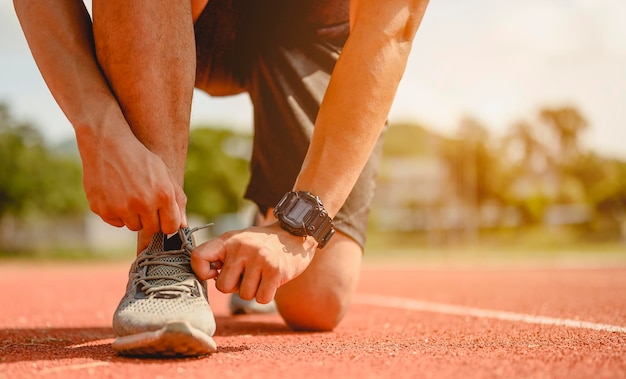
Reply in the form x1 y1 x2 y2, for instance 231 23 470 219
194 0 384 248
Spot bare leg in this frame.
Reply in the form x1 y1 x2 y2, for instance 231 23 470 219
257 210 362 331
275 233 362 331
92 0 196 252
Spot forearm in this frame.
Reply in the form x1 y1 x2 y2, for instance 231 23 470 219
294 0 430 216
13 0 131 148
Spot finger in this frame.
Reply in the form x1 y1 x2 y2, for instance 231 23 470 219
238 268 261 301
191 237 227 280
256 274 280 304
101 216 125 228
175 184 188 228
215 262 244 294
140 212 161 235
121 216 143 231
158 193 182 235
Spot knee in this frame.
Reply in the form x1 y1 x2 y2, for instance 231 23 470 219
274 232 362 331
275 286 352 332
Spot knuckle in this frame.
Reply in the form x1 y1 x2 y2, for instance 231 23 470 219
177 191 187 205
126 223 142 232
256 293 273 305
87 196 105 214
103 218 124 228
126 195 148 212
106 199 127 213
215 281 229 293
238 290 254 301
154 187 172 203
142 222 160 234
218 230 240 244
161 223 179 235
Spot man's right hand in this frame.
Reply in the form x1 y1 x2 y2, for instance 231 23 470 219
14 0 191 239
79 130 187 236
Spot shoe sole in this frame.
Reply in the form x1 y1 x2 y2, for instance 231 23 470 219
230 294 278 315
112 320 217 357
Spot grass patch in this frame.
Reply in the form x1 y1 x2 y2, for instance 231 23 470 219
0 245 134 262
364 227 626 267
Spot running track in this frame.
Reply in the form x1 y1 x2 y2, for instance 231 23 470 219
1 259 625 378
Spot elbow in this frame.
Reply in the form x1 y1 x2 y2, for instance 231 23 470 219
351 0 429 47
392 0 430 44
13 0 32 13
13 0 26 16
400 15 421 43
14 0 41 24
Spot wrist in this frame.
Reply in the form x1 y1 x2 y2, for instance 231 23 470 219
273 191 335 248
74 107 134 160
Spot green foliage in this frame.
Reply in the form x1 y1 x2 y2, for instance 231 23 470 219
0 102 253 225
382 122 445 157
382 106 626 239
540 106 588 159
437 117 508 204
0 103 86 218
518 194 550 223
184 126 251 221
565 153 626 227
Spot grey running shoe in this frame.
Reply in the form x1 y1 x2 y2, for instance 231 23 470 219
112 226 217 357
229 292 278 315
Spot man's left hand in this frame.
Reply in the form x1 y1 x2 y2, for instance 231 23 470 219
191 223 317 304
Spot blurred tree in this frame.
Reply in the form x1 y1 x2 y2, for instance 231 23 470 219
381 122 444 157
504 121 550 174
184 126 251 222
0 103 86 219
539 107 591 207
540 106 588 162
501 120 551 224
565 152 626 235
441 117 505 205
435 118 511 239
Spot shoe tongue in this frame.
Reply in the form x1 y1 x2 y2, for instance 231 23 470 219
145 231 190 287
163 232 183 251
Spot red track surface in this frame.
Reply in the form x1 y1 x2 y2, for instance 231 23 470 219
1 260 625 378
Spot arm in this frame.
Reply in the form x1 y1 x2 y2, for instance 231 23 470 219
192 0 430 301
296 0 429 216
14 1 111 138
14 0 187 236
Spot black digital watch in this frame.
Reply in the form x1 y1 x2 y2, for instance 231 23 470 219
273 191 335 248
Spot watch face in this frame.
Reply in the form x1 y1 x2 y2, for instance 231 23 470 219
284 200 314 226
274 191 335 247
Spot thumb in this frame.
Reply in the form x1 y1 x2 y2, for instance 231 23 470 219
191 237 226 280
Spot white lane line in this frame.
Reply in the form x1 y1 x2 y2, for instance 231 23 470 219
67 338 114 348
354 293 626 333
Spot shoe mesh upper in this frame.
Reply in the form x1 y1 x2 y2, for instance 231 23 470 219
113 226 216 336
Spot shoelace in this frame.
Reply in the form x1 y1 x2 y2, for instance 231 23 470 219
136 224 213 297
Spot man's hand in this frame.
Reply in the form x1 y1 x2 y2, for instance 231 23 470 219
79 130 187 236
191 223 317 304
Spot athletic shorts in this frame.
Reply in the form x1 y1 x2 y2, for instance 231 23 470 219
194 0 384 248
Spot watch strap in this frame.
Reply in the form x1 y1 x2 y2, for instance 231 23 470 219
273 191 335 248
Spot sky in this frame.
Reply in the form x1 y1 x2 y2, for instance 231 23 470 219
1 0 625 159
